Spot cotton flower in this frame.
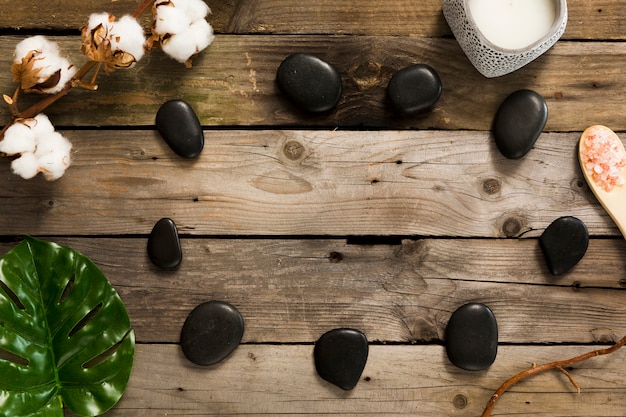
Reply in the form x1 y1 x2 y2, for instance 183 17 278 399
10 152 40 180
0 122 36 155
0 114 72 181
151 0 215 67
81 13 146 73
11 35 77 94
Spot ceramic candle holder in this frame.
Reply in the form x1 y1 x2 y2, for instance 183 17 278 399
443 0 568 78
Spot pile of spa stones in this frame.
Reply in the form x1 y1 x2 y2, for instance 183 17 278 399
149 52 591 388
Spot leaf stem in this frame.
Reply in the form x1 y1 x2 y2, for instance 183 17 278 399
481 334 626 417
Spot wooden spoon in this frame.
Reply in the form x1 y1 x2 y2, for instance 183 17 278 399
579 125 626 237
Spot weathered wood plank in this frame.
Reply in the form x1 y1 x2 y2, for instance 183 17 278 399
225 0 626 40
0 0 624 40
2 238 624 344
0 0 238 33
66 344 626 416
0 3 622 416
0 130 622 237
1 36 625 130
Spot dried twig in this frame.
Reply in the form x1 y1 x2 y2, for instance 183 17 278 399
482 334 626 417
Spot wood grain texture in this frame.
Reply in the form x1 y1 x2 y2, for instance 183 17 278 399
64 344 626 416
0 130 622 237
1 2 625 416
1 36 625 130
225 0 626 40
0 0 624 40
2 238 624 344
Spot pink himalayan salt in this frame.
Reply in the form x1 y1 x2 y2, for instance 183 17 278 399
582 126 626 192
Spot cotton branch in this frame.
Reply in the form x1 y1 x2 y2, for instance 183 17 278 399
1 0 215 180
482 334 626 417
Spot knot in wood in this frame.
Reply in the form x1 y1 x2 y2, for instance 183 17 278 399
351 61 383 90
571 177 587 192
282 140 305 161
482 178 501 195
453 394 468 409
329 251 343 263
502 217 522 237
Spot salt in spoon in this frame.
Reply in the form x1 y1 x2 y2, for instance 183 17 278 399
579 125 626 237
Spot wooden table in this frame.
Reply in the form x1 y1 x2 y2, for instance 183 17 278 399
1 1 625 415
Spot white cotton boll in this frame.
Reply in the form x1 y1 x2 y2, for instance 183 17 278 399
154 6 191 35
3 113 73 180
87 12 112 31
10 152 39 180
161 32 198 63
39 56 77 94
172 0 211 22
0 123 36 155
27 113 55 137
37 149 71 181
161 19 214 63
14 35 52 61
188 19 214 52
14 35 76 93
34 131 72 181
110 16 146 62
35 131 72 159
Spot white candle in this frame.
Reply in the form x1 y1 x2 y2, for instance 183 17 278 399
468 0 557 50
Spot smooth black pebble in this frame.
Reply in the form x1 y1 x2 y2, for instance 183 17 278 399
147 217 182 270
314 328 368 390
493 89 548 159
386 64 442 114
155 99 204 158
540 216 589 275
445 303 498 371
180 301 244 366
276 53 342 113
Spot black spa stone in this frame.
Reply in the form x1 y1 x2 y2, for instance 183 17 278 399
493 89 548 159
386 64 442 114
155 99 204 158
540 216 589 276
445 303 498 371
180 301 244 366
276 53 342 113
314 328 368 390
147 217 182 270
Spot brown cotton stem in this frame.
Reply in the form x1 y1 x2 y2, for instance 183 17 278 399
481 334 626 417
89 62 102 86
2 86 20 117
132 0 154 18
74 60 99 81
11 85 20 110
14 89 71 120
14 61 98 121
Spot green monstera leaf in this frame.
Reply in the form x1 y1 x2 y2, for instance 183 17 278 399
0 236 134 416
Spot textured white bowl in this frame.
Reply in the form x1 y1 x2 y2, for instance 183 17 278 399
443 0 568 78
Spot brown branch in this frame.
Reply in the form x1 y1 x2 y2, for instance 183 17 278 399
481 334 626 417
1 60 98 143
132 0 154 19
12 61 98 121
556 366 581 393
